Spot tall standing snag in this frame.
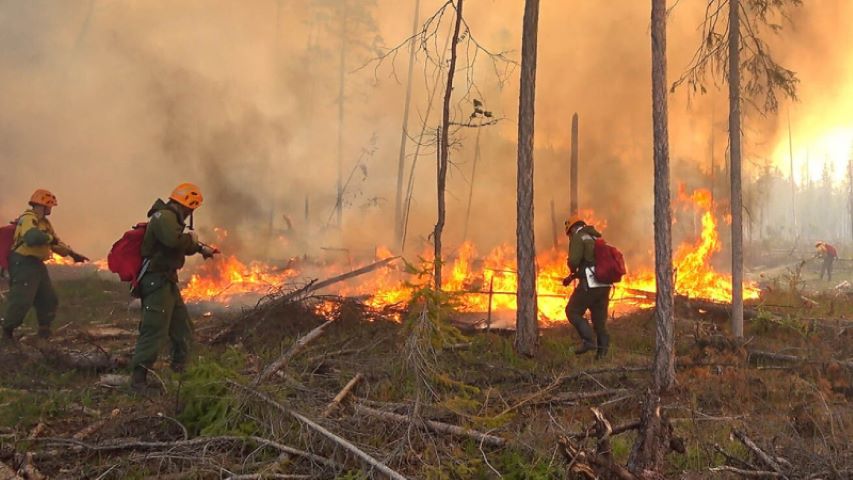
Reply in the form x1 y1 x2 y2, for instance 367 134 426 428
650 0 675 392
434 0 464 290
394 0 421 249
514 0 541 357
728 0 744 338
570 112 579 216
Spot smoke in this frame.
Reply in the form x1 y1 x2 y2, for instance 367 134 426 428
0 0 847 268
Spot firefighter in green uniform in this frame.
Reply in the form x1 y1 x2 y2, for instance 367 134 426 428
562 216 612 360
130 182 217 392
2 189 88 343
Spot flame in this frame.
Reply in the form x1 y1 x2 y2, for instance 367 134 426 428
46 253 76 266
180 188 757 322
181 255 298 302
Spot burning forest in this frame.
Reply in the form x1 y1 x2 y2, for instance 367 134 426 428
0 0 851 479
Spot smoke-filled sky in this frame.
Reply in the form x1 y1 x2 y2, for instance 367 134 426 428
0 0 850 264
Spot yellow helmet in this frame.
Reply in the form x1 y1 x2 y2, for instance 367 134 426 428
29 189 58 207
564 215 584 234
170 183 203 210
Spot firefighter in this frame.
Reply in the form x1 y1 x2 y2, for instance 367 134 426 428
1 189 88 344
562 216 612 360
815 241 838 281
130 183 217 392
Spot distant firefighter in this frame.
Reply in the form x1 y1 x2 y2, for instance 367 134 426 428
814 241 838 281
1 189 88 345
562 216 616 360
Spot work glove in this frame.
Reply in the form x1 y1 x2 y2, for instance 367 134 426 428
562 274 575 287
200 245 220 260
70 252 90 263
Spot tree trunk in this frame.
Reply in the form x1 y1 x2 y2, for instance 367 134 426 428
788 112 797 239
514 0 540 357
570 112 579 216
728 0 744 338
463 117 484 240
434 0 464 290
394 0 421 250
651 0 675 392
335 2 348 228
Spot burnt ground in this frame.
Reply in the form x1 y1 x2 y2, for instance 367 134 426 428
0 264 850 479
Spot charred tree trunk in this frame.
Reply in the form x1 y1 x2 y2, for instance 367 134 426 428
729 0 744 338
570 112 579 216
394 0 421 250
514 0 540 357
434 0 464 290
651 0 675 392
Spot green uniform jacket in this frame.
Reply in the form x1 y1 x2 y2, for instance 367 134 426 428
142 199 201 275
567 225 602 273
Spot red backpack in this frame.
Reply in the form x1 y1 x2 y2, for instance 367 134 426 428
107 222 148 293
593 238 627 284
0 221 17 270
824 244 838 258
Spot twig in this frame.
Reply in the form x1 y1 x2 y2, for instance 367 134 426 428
322 373 364 418
355 404 506 448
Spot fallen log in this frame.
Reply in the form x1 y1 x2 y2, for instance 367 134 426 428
709 465 783 478
732 430 788 478
38 436 338 470
322 373 364 418
228 381 406 480
354 404 506 448
252 320 333 386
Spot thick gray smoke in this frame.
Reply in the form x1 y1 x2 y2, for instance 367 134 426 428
0 0 848 267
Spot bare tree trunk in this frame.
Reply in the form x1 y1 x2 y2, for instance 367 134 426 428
729 0 744 338
463 117 484 240
570 112 579 216
788 112 797 239
514 0 540 357
335 2 348 228
434 0 464 290
848 158 853 241
651 0 674 393
394 0 421 250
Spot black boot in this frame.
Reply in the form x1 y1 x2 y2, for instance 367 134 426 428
170 362 186 374
1 327 14 345
130 367 149 393
37 325 51 339
575 342 595 355
595 347 608 360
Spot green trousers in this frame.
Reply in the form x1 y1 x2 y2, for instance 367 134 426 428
2 253 58 331
130 273 192 370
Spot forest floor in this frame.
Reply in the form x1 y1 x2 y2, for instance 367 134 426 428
0 261 850 479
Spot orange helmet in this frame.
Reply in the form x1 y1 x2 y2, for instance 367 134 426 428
29 189 58 207
564 215 585 234
170 183 203 210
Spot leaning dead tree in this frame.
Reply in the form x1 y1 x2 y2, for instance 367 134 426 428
515 0 541 357
672 0 800 337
